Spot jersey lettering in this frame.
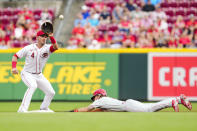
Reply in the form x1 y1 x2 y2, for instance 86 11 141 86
31 52 34 58
16 44 51 73
41 52 48 58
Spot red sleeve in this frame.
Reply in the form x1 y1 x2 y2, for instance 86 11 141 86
14 53 19 59
50 45 56 53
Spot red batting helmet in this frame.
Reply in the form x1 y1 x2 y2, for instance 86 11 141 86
91 89 107 101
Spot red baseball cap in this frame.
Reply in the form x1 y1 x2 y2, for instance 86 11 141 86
91 89 107 101
37 30 45 36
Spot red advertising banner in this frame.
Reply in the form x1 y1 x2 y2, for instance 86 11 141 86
148 53 197 101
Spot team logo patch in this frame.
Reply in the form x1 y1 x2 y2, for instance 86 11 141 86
42 52 48 58
31 52 34 58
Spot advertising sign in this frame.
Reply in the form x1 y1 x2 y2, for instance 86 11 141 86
0 53 119 100
148 53 197 101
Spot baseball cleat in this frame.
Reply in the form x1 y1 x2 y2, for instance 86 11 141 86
40 108 54 113
172 99 179 112
180 94 192 110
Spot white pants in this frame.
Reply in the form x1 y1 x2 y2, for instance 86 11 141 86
18 71 55 112
125 98 177 112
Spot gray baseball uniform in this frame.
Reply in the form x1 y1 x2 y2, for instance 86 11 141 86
91 97 176 112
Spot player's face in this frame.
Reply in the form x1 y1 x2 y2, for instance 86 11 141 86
38 34 48 45
94 94 102 101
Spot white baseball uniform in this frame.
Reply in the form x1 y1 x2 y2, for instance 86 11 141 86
91 97 178 112
16 43 56 112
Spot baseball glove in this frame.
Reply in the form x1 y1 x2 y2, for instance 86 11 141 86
41 22 53 34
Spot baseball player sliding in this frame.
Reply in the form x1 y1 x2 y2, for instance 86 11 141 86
11 22 58 113
69 89 192 112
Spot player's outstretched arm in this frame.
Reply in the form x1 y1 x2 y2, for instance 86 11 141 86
12 54 19 74
48 33 58 50
69 105 97 112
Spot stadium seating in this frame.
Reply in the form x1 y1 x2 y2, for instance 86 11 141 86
67 0 197 48
0 7 55 48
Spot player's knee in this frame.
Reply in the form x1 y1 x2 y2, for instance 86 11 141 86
49 90 55 97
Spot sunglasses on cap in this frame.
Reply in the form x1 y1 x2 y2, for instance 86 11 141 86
40 34 48 38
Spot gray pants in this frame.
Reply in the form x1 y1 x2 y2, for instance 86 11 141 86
124 98 176 112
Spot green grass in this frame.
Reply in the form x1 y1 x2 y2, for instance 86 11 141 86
0 102 197 131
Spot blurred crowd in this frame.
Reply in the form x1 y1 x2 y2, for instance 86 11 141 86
0 6 55 49
68 0 197 49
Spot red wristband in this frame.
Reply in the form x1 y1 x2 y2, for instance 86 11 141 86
74 109 78 112
12 61 17 69
50 36 56 44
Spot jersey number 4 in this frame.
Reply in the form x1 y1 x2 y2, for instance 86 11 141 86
31 52 34 58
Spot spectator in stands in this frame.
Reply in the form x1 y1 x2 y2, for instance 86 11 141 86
171 26 182 40
84 22 96 36
81 5 90 19
126 0 136 12
144 0 161 6
93 0 105 12
185 15 196 28
118 16 131 34
108 18 118 32
28 19 39 31
0 28 8 49
175 16 185 29
130 6 145 19
130 17 141 33
178 30 192 48
14 24 25 40
88 14 99 27
25 25 35 42
67 35 81 49
100 33 112 48
110 30 123 48
17 14 26 26
72 23 85 36
100 5 111 20
74 13 88 27
40 9 52 22
112 3 124 21
87 39 101 49
122 33 136 48
137 31 150 48
155 31 168 47
157 17 168 31
99 16 110 25
6 22 15 38
67 0 197 49
192 32 197 47
147 31 155 48
151 6 167 20
142 0 156 12
140 14 154 30
168 36 178 48
84 34 94 47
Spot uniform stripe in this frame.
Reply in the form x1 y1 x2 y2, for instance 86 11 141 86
21 73 32 108
39 47 44 73
36 49 38 73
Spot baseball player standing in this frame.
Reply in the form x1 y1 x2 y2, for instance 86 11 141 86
70 89 192 112
11 30 58 113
